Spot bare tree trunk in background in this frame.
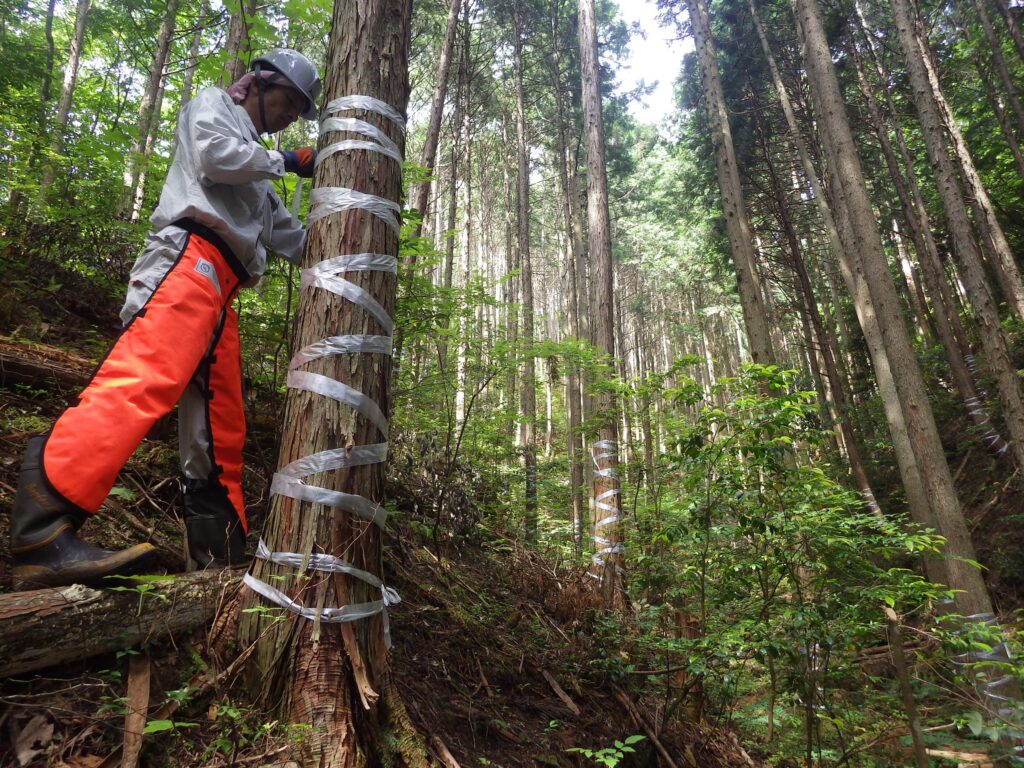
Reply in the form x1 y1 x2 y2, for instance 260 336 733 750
749 0 879 510
119 0 179 219
994 0 1024 65
219 0 257 87
40 0 91 195
129 78 166 221
849 21 1013 464
238 1 426 764
579 0 624 608
910 6 1024 326
890 0 1024 472
687 0 775 366
456 20 473 428
169 2 210 165
549 0 587 556
513 0 538 546
37 0 57 150
969 0 1024 138
796 0 994 621
411 0 463 241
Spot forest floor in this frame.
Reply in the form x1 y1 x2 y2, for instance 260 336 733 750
0 261 763 767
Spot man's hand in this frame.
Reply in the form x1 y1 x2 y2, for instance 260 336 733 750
281 147 316 178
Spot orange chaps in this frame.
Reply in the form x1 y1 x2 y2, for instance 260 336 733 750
40 226 249 531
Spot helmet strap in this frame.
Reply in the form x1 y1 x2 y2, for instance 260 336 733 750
254 63 269 134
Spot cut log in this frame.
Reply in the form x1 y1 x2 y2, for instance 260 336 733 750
0 337 90 390
0 569 241 677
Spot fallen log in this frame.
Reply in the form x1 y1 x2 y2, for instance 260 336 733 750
0 337 90 391
0 569 241 678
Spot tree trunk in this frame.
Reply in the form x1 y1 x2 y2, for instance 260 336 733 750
119 0 179 218
238 1 425 765
411 0 463 240
749 0 878 509
909 4 1024 326
796 0 992 620
579 0 624 607
969 0 1024 138
513 0 538 545
849 9 1012 463
889 0 1024 472
168 2 209 166
0 571 240 678
40 0 91 194
686 0 775 366
219 0 258 87
994 0 1024 66
550 23 587 553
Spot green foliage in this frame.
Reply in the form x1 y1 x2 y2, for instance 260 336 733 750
625 364 949 763
567 734 645 767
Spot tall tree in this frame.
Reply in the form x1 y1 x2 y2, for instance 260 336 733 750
238 0 424 763
793 0 993 621
119 0 179 219
411 0 463 240
579 0 624 606
513 0 539 544
888 0 1024 472
219 0 258 87
683 0 776 366
39 0 91 195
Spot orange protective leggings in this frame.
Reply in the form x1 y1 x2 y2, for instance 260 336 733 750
41 231 248 530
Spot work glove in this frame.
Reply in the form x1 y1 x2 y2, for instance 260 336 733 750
281 147 316 178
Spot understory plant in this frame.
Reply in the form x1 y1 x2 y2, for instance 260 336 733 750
629 364 947 766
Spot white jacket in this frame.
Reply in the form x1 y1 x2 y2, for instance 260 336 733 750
121 87 305 322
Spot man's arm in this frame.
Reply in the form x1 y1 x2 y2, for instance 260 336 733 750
189 91 288 185
267 191 306 266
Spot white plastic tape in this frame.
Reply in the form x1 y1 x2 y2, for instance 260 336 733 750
309 186 401 234
252 94 404 641
323 95 406 132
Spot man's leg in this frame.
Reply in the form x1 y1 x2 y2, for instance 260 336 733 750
10 233 242 588
179 305 247 568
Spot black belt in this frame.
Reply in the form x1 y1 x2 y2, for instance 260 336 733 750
171 218 250 282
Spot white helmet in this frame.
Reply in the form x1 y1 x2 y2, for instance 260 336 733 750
251 49 321 120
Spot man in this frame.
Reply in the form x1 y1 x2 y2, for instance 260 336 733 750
8 49 321 589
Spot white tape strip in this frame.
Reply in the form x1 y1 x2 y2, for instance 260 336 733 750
252 93 404 640
323 95 407 131
290 335 392 368
318 117 403 164
287 370 390 437
309 187 401 234
301 268 395 334
243 572 399 647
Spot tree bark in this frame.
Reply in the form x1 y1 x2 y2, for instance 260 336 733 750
748 0 879 510
686 0 775 366
168 1 209 166
237 1 425 765
0 571 240 678
411 0 463 240
796 0 991 618
579 0 624 607
890 0 1024 472
909 4 1024 326
848 19 1014 464
513 0 538 545
219 0 258 87
40 0 91 194
969 0 1024 138
119 0 179 218
550 21 587 553
994 0 1024 66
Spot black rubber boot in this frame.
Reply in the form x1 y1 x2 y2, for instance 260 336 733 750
182 479 246 570
10 436 157 590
